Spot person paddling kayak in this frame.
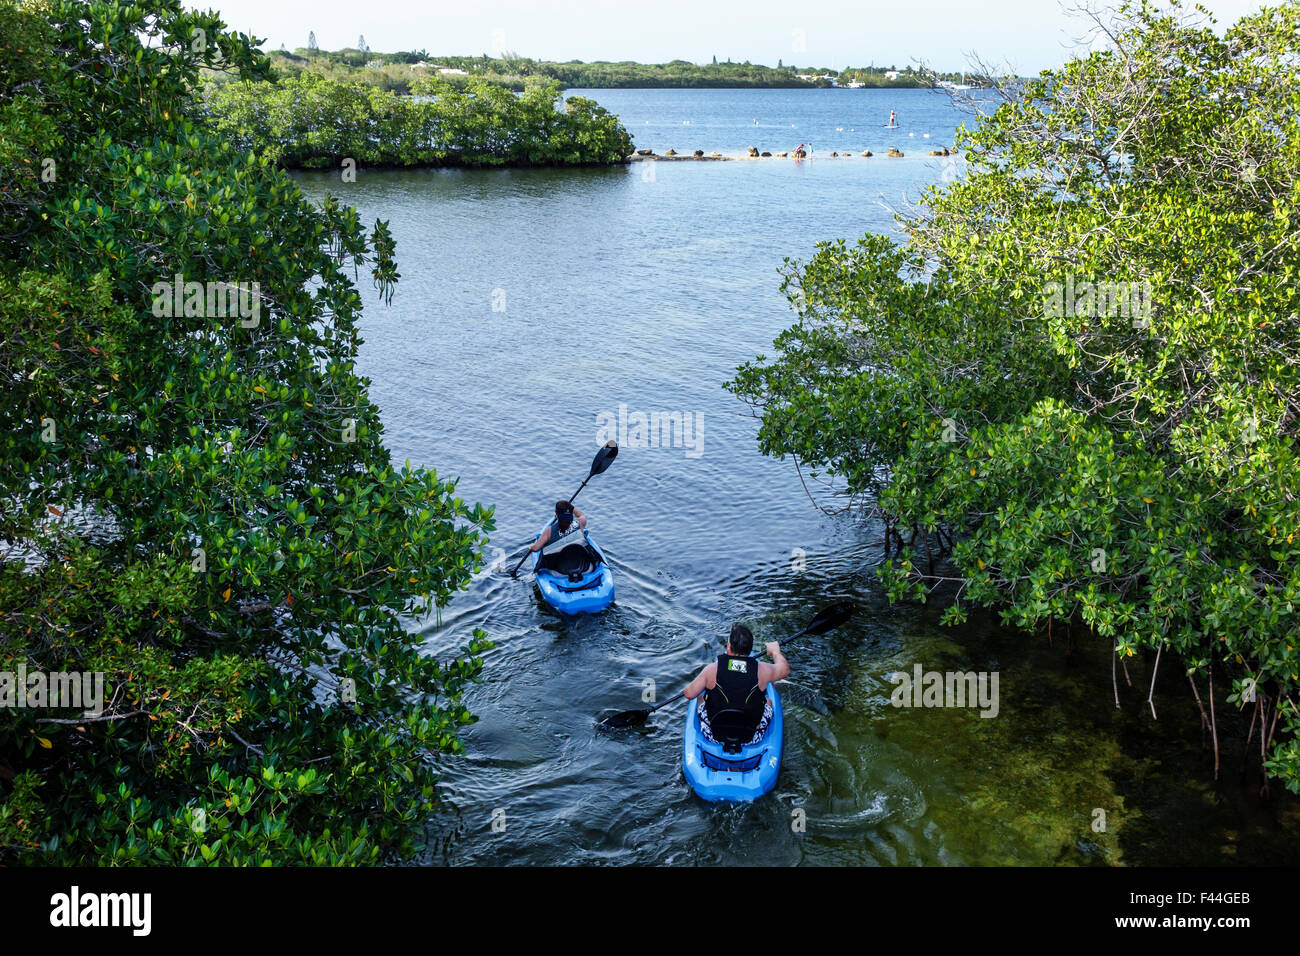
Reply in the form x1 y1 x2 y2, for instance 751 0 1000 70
683 624 789 745
529 500 588 570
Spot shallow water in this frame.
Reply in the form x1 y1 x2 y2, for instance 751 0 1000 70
292 88 1299 865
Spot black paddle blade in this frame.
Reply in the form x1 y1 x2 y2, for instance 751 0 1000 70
600 707 650 729
589 440 618 477
800 601 854 636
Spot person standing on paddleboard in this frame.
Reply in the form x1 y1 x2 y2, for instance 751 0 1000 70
683 624 789 744
888 109 897 127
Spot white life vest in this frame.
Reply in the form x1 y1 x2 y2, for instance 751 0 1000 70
540 519 587 558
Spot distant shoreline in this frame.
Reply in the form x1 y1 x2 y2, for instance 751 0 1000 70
561 84 949 91
629 147 958 162
256 49 974 94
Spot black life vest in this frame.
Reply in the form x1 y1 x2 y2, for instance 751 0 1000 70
705 654 765 743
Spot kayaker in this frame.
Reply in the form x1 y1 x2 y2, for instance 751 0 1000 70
683 624 789 744
527 502 590 567
530 500 587 558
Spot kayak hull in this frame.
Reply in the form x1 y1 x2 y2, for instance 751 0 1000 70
683 681 783 802
532 531 615 615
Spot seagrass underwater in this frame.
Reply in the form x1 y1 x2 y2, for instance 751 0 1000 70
889 665 999 717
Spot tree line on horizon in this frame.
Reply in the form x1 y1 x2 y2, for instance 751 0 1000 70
237 45 976 93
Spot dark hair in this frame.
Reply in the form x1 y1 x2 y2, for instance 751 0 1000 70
555 500 574 528
728 623 753 656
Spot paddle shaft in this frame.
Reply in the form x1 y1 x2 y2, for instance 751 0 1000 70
568 475 593 504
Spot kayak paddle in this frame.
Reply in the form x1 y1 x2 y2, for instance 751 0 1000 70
599 600 854 729
510 441 619 578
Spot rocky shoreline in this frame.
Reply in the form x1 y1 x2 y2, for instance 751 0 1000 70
627 145 958 161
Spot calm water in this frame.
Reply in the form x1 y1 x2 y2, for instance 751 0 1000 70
293 88 1299 866
567 86 978 156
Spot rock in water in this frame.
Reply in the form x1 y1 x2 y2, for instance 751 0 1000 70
747 146 759 157
761 151 772 157
665 148 677 156
693 149 704 158
861 150 873 157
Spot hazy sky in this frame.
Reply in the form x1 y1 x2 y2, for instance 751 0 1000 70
198 0 1276 74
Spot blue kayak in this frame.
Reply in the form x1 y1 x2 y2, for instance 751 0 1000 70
531 527 615 614
683 681 783 802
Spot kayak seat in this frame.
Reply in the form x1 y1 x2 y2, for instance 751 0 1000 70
536 543 597 577
707 707 759 755
699 697 774 751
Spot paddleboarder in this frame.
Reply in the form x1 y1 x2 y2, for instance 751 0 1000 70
683 624 789 744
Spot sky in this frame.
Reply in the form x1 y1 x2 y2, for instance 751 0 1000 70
197 0 1278 74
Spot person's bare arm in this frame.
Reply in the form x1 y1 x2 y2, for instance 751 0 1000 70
684 661 716 700
758 642 789 689
529 527 551 552
574 507 587 529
